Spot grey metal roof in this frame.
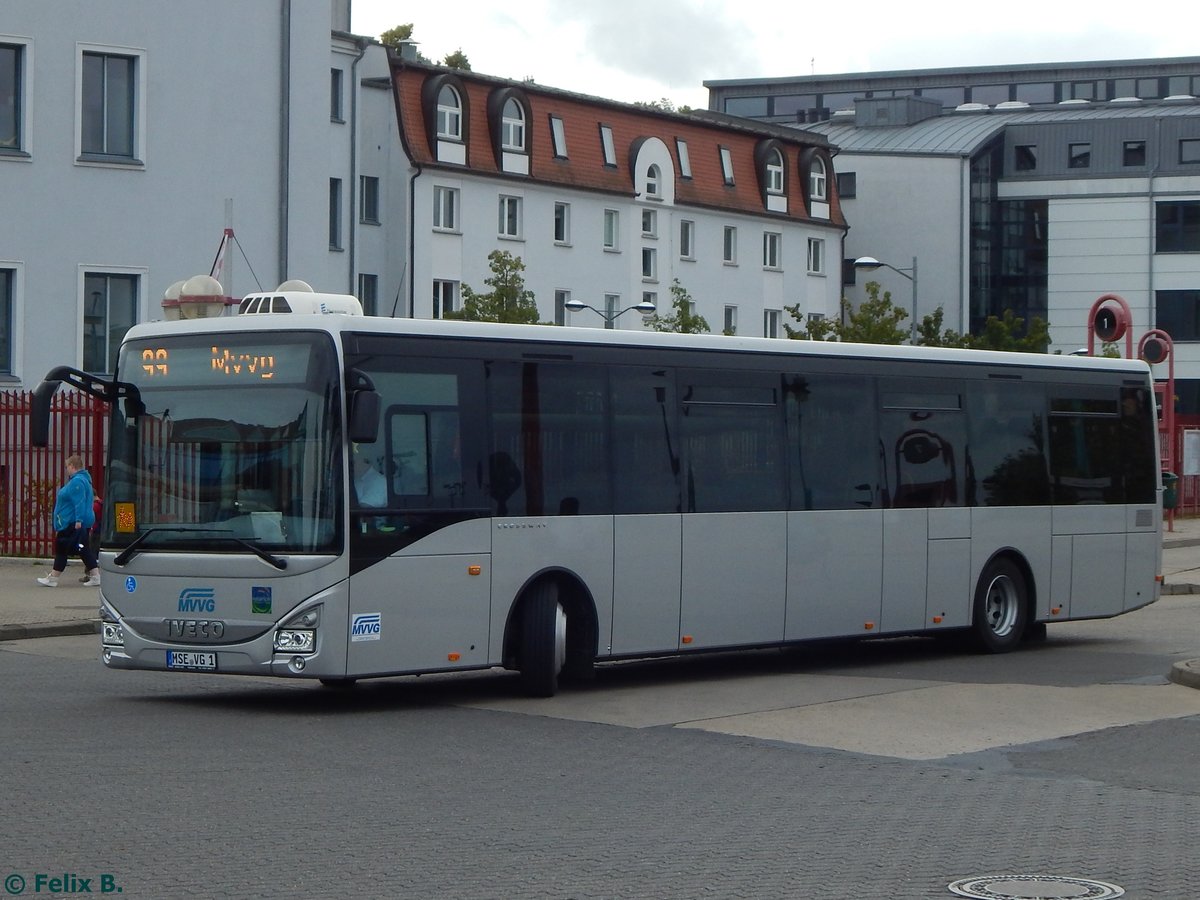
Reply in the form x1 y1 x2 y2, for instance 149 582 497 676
806 100 1200 156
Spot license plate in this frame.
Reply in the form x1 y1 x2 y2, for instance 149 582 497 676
166 650 217 671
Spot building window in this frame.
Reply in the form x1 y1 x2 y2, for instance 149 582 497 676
498 195 522 239
432 280 458 318
724 304 737 335
1123 140 1147 167
604 209 619 250
1014 144 1037 172
1182 139 1200 165
0 268 11 373
2 43 24 152
83 273 138 373
433 185 459 231
501 97 525 151
642 247 657 280
680 220 695 260
719 147 735 185
646 164 661 198
676 139 692 178
330 68 344 121
809 156 827 201
360 176 380 224
763 232 781 269
641 208 657 238
603 293 620 329
600 125 616 167
1068 142 1091 169
807 238 825 274
329 178 342 250
766 148 784 195
1156 290 1200 340
836 172 857 198
554 202 570 244
723 226 737 264
81 50 137 159
763 309 781 339
436 85 462 140
1157 201 1200 252
550 115 567 158
554 289 569 325
357 273 378 316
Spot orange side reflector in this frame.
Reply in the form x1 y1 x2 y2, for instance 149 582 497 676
1051 606 1062 616
681 635 693 644
468 565 482 576
448 652 461 662
932 615 944 624
1155 574 1164 583
864 622 875 631
115 502 137 533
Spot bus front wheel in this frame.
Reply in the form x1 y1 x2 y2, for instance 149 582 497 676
972 558 1028 653
519 581 566 698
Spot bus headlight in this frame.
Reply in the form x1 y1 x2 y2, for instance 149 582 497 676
274 629 315 653
101 622 125 647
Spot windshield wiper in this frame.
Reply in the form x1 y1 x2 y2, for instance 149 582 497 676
113 528 287 570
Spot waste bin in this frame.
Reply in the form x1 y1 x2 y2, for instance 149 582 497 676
1162 471 1179 510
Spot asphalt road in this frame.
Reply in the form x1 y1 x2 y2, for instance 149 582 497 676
3 598 1200 900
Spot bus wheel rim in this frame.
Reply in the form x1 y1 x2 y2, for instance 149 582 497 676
984 575 1018 637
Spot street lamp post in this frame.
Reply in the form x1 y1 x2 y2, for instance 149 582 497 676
854 255 918 343
564 297 656 329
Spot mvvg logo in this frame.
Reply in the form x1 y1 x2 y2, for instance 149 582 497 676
350 613 381 642
178 588 216 613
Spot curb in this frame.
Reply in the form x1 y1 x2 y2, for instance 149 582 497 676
1162 583 1200 595
1168 659 1200 690
0 620 98 642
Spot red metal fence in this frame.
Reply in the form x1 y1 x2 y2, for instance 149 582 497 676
0 390 107 557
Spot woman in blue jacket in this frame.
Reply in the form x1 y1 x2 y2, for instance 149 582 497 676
37 454 100 587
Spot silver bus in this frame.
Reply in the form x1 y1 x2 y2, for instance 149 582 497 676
33 308 1163 696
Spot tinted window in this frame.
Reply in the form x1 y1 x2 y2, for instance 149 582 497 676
787 373 878 510
611 367 680 514
1048 385 1121 504
880 380 966 509
1121 386 1157 504
967 381 1049 506
681 372 784 513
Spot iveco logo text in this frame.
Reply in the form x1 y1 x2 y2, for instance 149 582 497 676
351 613 381 642
178 588 216 613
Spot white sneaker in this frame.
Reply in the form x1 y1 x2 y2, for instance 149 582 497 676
83 574 101 586
37 575 59 587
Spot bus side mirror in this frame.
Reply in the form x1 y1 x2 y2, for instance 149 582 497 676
348 390 380 443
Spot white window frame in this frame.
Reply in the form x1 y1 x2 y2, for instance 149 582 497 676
807 237 825 274
0 261 23 376
359 175 380 225
680 220 696 260
432 279 459 318
76 43 147 166
498 194 523 239
433 185 459 231
600 125 617 166
719 146 735 185
550 115 568 158
766 148 784 194
436 85 462 140
676 139 691 178
603 208 620 251
641 208 657 238
642 246 657 281
763 231 781 270
723 226 737 265
80 266 145 374
603 293 620 329
554 201 571 245
645 164 661 198
501 97 525 151
554 289 570 325
724 304 738 335
764 308 781 339
0 37 32 156
810 156 827 201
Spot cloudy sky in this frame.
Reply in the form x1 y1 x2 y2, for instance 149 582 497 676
352 0 1198 110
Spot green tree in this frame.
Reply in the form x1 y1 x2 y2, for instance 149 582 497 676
634 98 694 114
782 303 838 340
441 49 471 70
838 281 909 344
970 309 1051 353
645 280 710 333
449 250 541 324
915 306 969 348
379 23 431 62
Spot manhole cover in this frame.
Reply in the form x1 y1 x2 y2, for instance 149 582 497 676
948 874 1124 899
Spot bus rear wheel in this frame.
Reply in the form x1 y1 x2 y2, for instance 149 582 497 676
519 581 566 698
972 558 1028 653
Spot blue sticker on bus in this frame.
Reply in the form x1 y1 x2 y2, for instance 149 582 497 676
125 576 137 593
351 613 381 642
251 586 272 614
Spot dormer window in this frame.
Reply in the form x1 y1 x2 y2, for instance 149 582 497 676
437 85 462 140
501 97 525 151
766 149 784 194
809 155 827 201
646 164 661 198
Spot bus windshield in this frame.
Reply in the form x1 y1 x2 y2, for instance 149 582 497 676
106 331 344 554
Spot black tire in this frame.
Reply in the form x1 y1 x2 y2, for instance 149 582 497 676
519 581 566 697
972 558 1028 653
